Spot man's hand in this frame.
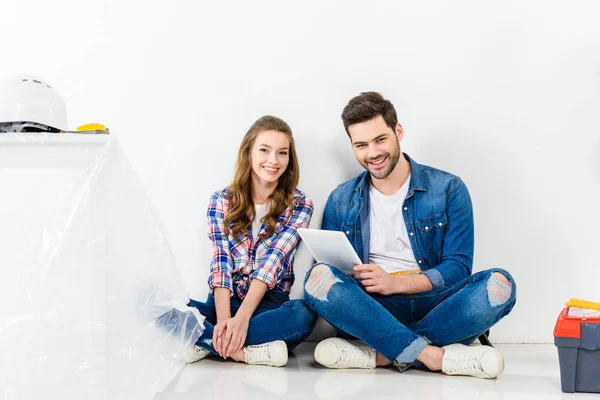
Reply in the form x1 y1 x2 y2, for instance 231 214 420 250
353 264 397 295
354 264 433 295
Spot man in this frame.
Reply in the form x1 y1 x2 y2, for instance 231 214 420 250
303 92 516 378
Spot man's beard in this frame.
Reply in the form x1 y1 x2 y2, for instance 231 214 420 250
364 144 401 180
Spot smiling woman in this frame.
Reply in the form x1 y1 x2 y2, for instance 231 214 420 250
225 116 300 241
155 115 317 368
251 130 290 187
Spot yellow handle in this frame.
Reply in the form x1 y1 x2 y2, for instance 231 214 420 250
566 298 600 311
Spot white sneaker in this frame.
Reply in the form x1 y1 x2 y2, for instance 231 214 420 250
182 345 211 364
441 344 504 378
314 338 376 369
243 340 288 367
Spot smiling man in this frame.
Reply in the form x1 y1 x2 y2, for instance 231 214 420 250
303 92 517 378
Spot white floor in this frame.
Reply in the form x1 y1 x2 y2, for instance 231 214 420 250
155 343 596 400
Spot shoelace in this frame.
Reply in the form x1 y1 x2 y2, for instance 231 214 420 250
338 343 369 366
445 350 484 373
246 344 271 364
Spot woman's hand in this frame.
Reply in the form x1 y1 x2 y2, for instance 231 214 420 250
213 281 266 358
222 314 250 358
213 320 229 358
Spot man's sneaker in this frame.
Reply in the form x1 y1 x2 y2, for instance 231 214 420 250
441 344 504 378
314 338 376 369
182 345 211 364
244 340 288 367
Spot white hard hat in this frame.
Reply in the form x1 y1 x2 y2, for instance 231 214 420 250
0 75 68 131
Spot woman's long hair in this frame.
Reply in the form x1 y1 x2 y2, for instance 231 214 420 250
223 115 300 241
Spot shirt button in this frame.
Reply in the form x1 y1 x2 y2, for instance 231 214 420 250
425 226 429 230
410 232 414 236
404 206 408 211
438 222 443 226
418 260 422 264
346 231 350 235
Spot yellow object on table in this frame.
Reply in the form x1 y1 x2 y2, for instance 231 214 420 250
73 123 110 134
77 123 107 131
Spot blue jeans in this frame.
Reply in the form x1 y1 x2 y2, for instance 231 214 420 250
160 290 318 355
304 264 516 370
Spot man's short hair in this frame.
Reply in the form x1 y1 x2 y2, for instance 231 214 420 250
341 92 398 136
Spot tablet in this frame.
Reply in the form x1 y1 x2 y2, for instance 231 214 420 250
297 228 363 274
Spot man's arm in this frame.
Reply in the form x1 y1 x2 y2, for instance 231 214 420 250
369 177 473 295
354 265 432 295
321 191 339 231
420 177 474 290
393 273 432 294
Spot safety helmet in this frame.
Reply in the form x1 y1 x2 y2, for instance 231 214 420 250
0 75 68 132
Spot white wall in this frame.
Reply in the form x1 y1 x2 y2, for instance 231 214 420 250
2 0 599 343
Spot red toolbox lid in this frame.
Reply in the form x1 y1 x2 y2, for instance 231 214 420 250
554 307 600 339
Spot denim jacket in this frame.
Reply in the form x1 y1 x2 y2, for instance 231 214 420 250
321 153 474 290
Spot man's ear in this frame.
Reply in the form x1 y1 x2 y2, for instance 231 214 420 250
395 123 404 141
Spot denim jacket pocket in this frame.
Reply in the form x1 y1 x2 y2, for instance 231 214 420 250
417 214 447 252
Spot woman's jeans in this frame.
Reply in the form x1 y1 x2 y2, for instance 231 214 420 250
158 289 318 355
304 264 516 370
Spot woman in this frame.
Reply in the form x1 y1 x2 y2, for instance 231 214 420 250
176 115 316 367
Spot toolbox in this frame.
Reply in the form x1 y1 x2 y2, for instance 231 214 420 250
554 307 600 393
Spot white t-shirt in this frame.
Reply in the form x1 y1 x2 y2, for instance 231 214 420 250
252 203 269 245
369 175 420 274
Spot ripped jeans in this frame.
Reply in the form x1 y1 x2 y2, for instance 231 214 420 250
160 290 318 355
303 265 516 370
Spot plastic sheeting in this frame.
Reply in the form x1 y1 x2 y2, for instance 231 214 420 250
0 134 204 400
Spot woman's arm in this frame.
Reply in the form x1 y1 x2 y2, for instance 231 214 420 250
213 287 232 322
206 190 235 357
222 279 268 357
212 287 232 357
221 194 314 357
207 190 235 294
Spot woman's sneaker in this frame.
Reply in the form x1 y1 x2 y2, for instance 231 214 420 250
182 345 211 364
314 338 376 369
441 344 504 378
244 340 288 367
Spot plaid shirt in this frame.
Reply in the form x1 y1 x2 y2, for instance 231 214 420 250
207 187 313 299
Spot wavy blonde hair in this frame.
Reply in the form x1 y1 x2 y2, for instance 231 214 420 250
224 115 300 241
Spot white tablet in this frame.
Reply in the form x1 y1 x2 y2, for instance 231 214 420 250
297 228 363 274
